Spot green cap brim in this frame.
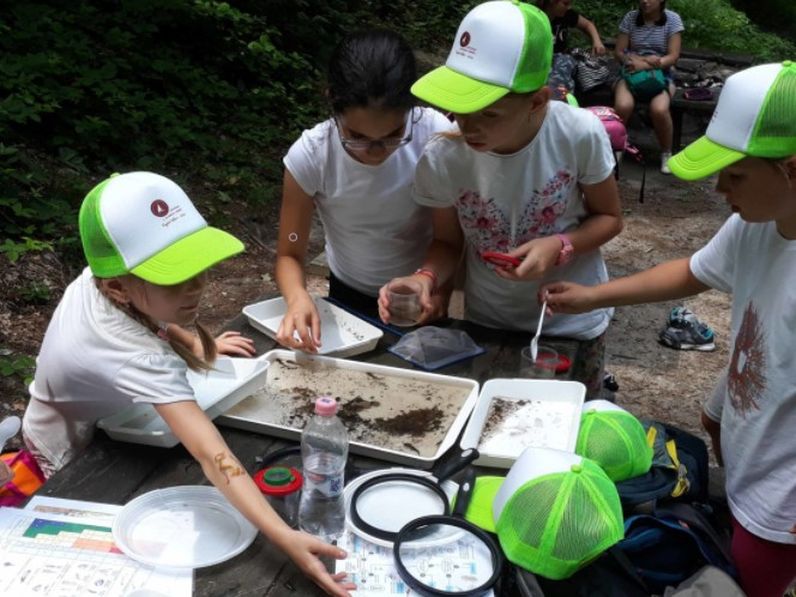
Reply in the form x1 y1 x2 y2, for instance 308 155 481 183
131 227 244 285
669 135 746 181
411 65 510 114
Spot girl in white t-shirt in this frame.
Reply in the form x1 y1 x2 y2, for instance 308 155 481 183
23 172 355 597
378 2 623 398
275 30 454 353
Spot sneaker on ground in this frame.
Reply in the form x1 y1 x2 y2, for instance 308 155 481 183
659 307 716 351
660 151 672 175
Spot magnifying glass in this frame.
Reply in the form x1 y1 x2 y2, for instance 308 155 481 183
348 448 479 544
392 469 504 596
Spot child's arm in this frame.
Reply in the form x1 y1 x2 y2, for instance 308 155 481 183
155 401 355 596
164 326 255 358
377 206 463 325
542 257 710 313
499 175 622 282
274 170 322 353
576 15 606 55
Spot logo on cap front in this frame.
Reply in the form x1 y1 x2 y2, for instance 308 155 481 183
460 31 471 47
150 199 169 217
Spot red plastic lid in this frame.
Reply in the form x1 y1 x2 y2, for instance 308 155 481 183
253 466 303 496
556 354 572 374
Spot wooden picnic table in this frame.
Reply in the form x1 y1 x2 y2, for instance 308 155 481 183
36 307 585 596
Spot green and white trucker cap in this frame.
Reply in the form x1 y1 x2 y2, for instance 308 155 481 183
411 0 553 114
670 61 796 180
79 172 244 285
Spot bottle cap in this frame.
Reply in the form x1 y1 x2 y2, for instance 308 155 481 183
314 396 338 416
253 466 303 496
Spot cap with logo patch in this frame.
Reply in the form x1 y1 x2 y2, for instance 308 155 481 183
669 61 796 180
79 171 244 285
411 0 553 114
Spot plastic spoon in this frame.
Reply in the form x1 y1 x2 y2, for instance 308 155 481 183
530 300 547 363
0 416 21 453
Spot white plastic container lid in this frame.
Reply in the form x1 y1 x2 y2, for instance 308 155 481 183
112 486 257 569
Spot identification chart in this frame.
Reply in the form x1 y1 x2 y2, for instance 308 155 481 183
0 497 191 597
336 529 495 596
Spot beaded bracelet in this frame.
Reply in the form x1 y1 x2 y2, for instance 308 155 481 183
413 268 438 290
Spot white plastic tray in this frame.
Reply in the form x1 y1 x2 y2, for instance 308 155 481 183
217 349 480 468
112 485 257 568
243 296 383 358
460 378 585 468
96 355 270 448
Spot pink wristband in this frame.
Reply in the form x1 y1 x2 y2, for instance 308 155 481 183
413 268 438 290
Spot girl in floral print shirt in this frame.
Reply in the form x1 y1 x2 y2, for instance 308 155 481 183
377 1 622 397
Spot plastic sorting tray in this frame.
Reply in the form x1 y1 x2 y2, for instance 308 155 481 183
217 349 480 469
242 296 383 358
96 354 270 448
459 378 585 468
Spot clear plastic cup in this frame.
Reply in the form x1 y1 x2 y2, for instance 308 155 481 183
388 285 422 327
520 345 559 379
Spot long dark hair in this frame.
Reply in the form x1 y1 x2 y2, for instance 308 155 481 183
327 30 417 114
636 0 668 26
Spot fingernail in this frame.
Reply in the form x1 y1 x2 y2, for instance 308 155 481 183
338 549 347 558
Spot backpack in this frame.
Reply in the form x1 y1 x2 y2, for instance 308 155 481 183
616 422 709 511
585 106 647 203
0 450 45 506
618 503 737 594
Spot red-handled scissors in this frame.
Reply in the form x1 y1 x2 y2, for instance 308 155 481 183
482 251 522 268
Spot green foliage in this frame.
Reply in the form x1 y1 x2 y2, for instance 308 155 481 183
0 352 36 386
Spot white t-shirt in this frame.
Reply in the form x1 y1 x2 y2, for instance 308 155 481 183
413 101 615 338
691 215 796 544
23 268 195 470
284 107 456 296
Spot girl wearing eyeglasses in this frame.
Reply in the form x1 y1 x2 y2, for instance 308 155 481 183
274 30 455 352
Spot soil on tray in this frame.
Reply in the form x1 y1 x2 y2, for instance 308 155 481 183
225 358 468 458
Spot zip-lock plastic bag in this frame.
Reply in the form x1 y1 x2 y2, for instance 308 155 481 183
388 326 485 371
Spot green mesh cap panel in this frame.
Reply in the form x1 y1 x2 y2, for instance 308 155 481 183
495 460 624 580
79 176 127 277
749 61 796 157
513 2 553 92
576 411 653 482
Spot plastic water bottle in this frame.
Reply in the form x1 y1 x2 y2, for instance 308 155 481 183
298 396 348 543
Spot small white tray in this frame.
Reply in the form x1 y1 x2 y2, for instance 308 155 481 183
460 378 585 468
218 349 480 468
242 296 383 358
96 355 270 448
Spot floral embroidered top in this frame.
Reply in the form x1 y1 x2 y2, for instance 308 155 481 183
413 101 615 338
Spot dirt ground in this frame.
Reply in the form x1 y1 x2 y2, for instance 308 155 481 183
0 116 731 457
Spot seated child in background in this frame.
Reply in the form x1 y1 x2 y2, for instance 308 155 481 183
543 62 796 597
378 1 623 399
275 30 455 353
539 0 606 100
23 172 355 597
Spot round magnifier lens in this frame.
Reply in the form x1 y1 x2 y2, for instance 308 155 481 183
395 520 499 596
352 475 449 539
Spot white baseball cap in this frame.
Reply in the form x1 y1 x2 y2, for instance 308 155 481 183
670 60 796 180
411 1 553 114
79 172 244 285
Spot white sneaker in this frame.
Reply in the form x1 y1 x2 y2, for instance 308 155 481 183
660 151 672 175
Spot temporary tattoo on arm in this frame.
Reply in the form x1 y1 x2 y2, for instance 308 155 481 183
214 452 245 484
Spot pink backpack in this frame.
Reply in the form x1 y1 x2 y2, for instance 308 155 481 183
585 106 646 202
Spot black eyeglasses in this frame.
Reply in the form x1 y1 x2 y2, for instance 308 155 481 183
335 109 420 151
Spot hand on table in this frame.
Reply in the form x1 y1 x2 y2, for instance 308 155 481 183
493 236 560 282
276 293 322 353
214 331 256 357
279 530 356 596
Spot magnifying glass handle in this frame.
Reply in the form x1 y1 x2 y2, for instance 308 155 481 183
452 468 477 518
433 447 480 483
